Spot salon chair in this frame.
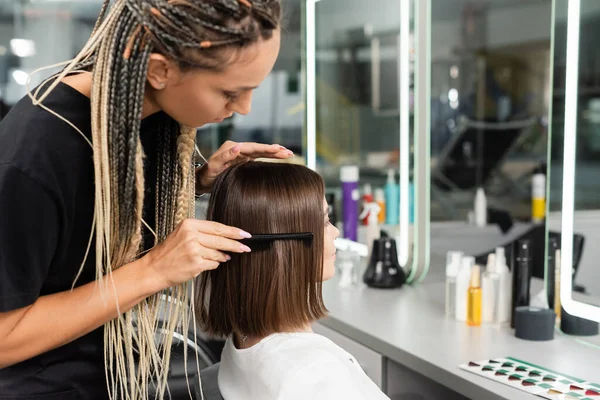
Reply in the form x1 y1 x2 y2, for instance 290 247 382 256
200 363 224 400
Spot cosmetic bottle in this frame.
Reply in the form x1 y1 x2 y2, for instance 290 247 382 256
511 240 531 328
361 202 381 256
385 169 399 225
340 166 359 241
482 254 499 323
361 184 374 225
474 187 487 228
375 188 386 224
531 167 546 223
445 251 463 318
456 256 474 322
467 264 482 326
495 247 511 324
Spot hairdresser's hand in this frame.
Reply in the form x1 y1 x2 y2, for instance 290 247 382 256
196 141 294 194
140 219 252 291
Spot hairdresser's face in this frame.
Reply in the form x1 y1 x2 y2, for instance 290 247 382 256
146 29 281 128
323 198 340 281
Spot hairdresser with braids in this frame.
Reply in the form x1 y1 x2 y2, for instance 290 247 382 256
0 1 285 399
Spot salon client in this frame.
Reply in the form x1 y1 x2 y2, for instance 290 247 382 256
0 0 285 398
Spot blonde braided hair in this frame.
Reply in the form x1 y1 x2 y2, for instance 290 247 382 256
26 0 281 399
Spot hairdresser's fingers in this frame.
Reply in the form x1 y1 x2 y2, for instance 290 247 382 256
181 219 250 240
199 247 231 263
196 232 251 254
201 260 221 272
215 142 292 164
237 142 294 159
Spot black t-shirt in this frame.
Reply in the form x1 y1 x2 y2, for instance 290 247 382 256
0 82 162 399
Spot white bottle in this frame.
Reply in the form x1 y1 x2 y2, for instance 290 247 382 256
455 256 474 322
482 253 500 323
363 202 381 256
494 247 511 323
474 188 487 228
445 251 463 318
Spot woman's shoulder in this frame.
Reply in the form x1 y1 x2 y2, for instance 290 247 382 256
263 333 389 399
0 82 93 194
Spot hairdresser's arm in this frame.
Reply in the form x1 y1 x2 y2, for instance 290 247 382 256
0 219 250 369
196 140 294 194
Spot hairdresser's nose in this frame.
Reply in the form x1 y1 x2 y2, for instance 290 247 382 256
230 91 253 116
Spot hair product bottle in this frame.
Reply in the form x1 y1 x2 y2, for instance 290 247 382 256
375 188 386 224
495 247 511 324
340 166 359 241
385 169 399 225
482 254 499 323
446 251 463 318
361 183 374 225
511 240 531 328
467 265 482 326
456 256 474 322
531 167 546 223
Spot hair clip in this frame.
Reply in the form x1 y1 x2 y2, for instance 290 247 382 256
242 233 313 243
239 0 252 8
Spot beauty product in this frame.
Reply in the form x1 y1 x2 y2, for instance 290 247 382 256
495 247 511 324
531 168 546 223
361 183 374 225
337 250 359 288
546 237 559 310
445 251 463 318
482 254 499 323
511 240 531 328
456 256 474 322
554 249 561 321
385 169 399 225
474 187 487 227
335 238 367 289
362 202 381 256
467 264 482 326
375 188 386 224
340 166 360 241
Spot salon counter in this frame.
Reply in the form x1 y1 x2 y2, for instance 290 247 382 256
317 251 600 400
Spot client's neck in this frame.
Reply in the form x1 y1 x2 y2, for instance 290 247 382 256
234 325 313 349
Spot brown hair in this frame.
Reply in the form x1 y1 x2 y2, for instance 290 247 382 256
195 162 327 338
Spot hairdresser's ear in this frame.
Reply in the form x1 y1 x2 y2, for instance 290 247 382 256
147 53 179 90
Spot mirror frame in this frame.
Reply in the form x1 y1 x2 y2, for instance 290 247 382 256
559 0 600 322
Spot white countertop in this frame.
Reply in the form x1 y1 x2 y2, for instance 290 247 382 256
320 252 600 400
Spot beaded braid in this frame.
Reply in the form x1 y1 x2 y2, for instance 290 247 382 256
28 0 281 399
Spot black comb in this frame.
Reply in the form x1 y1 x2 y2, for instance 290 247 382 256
242 233 314 242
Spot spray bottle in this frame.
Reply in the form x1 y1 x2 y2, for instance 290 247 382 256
482 253 500 323
495 247 511 324
359 202 381 256
385 169 399 225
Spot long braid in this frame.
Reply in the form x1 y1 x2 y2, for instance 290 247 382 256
27 1 282 399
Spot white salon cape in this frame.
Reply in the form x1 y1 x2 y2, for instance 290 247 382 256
218 332 390 400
